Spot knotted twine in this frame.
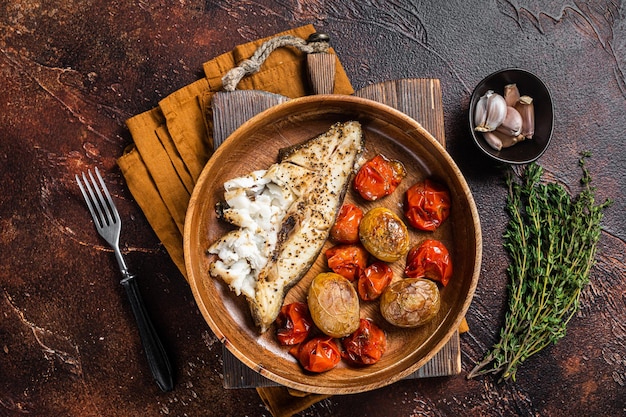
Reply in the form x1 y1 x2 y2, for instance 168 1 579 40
221 34 330 91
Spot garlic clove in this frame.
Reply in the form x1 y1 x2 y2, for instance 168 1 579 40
496 106 523 137
504 84 520 107
482 131 503 151
497 130 524 148
474 91 507 132
474 93 488 128
515 95 535 139
484 130 524 151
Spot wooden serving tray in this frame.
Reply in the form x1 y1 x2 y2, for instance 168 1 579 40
211 79 461 389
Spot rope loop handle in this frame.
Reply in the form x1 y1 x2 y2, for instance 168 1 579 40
221 33 330 92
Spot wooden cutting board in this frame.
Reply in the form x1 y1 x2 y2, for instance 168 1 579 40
212 78 461 389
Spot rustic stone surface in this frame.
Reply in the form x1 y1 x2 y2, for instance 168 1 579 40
1 1 625 416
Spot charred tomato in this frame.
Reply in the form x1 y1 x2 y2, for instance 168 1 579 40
330 203 364 244
341 319 387 365
357 262 393 301
405 239 453 286
290 336 342 373
275 302 313 346
354 154 406 201
404 179 451 231
325 244 369 281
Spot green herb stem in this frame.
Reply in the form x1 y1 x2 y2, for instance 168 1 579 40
467 154 612 382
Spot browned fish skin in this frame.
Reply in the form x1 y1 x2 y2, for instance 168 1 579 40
252 121 364 331
209 121 364 332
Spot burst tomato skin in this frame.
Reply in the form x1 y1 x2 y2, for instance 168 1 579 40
275 302 313 346
357 262 393 301
330 204 364 244
325 244 369 281
404 179 451 231
290 336 342 373
341 319 387 366
354 154 406 201
404 239 453 286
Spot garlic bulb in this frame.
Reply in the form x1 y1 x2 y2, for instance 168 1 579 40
515 95 535 139
474 82 537 152
474 91 507 133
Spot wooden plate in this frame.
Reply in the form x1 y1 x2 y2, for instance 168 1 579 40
184 95 481 394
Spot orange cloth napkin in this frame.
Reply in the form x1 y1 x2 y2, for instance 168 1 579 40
117 25 353 417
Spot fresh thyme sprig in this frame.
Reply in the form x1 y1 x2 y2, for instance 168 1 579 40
467 153 612 382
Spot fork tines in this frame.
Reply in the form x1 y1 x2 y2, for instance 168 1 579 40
75 168 120 240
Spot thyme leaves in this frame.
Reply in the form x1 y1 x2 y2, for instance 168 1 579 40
468 154 612 382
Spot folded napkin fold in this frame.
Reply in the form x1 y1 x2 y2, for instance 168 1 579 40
117 24 353 416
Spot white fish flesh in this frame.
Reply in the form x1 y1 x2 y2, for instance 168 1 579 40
208 121 365 332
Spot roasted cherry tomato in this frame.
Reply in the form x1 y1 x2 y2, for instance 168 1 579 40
354 154 406 201
275 302 313 346
325 244 369 281
330 204 364 244
404 179 451 231
404 239 453 286
341 319 387 365
357 262 393 301
290 336 342 373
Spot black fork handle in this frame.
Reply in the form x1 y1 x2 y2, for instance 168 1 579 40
121 274 174 392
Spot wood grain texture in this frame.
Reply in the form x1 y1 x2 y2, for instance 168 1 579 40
306 53 336 94
1 0 625 415
211 90 289 148
355 79 446 146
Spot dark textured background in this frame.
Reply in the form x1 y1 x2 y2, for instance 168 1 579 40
1 1 625 416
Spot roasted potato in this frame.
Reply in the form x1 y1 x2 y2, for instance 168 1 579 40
379 278 440 327
307 272 360 338
359 207 410 262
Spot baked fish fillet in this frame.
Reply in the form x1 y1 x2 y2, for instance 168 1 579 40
208 121 364 332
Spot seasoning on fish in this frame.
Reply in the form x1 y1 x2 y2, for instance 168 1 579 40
208 121 365 332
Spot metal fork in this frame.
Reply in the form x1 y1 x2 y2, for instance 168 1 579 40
76 168 174 392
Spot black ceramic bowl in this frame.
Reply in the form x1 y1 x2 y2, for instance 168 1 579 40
469 68 554 164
